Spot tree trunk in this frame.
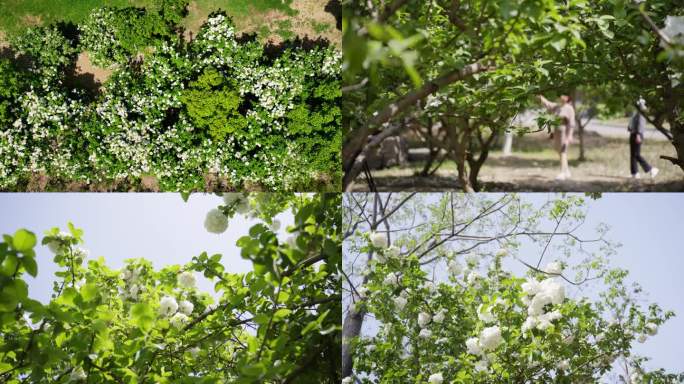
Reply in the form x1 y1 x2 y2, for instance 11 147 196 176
341 304 365 378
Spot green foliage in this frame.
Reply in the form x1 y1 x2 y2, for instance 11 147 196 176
10 25 78 78
0 193 341 383
181 67 248 141
0 6 341 191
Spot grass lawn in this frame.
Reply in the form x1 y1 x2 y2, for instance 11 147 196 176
0 0 338 44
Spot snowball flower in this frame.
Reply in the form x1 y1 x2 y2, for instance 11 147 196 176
466 337 482 355
374 252 387 263
661 16 684 47
637 334 647 343
544 261 562 275
47 231 72 254
235 199 250 214
386 246 400 258
223 193 243 205
178 271 196 289
428 372 443 384
630 372 642 384
477 304 496 323
179 300 194 315
270 219 281 231
170 312 189 329
419 329 432 338
69 366 87 381
521 279 541 296
433 309 446 323
159 296 179 317
645 322 658 336
467 271 481 285
383 272 401 287
448 260 463 276
394 296 408 310
558 359 570 370
370 232 388 248
418 312 432 328
357 286 369 298
479 326 503 351
495 248 508 257
204 208 228 234
522 316 537 332
474 360 488 373
73 247 89 260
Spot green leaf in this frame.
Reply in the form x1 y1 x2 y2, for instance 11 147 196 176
22 256 37 277
130 303 155 331
272 308 291 322
81 283 98 302
12 229 36 252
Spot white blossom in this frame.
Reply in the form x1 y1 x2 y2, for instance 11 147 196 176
419 329 432 338
433 309 446 323
448 260 463 276
341 377 353 384
466 337 482 355
479 326 503 351
394 296 408 311
477 304 496 323
170 312 189 329
178 271 196 289
204 209 228 234
69 366 87 381
418 312 432 328
428 372 443 384
269 219 281 231
645 322 658 336
544 261 562 275
370 232 388 248
159 296 178 317
179 300 194 315
558 359 570 370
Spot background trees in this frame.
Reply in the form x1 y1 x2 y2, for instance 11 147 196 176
342 193 682 383
342 0 683 190
0 192 341 383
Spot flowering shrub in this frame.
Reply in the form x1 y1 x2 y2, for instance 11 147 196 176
343 193 683 383
0 193 341 382
1 8 341 191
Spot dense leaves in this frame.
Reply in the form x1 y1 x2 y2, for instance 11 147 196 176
0 193 341 383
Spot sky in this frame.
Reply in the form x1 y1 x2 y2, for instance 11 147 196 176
0 193 293 303
343 193 684 375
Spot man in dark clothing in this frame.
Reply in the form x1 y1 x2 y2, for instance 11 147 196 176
627 100 659 179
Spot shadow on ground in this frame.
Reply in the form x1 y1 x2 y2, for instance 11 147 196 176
350 175 684 192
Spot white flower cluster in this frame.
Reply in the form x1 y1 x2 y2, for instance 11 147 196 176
204 208 229 234
46 231 74 254
120 266 144 300
520 274 566 332
466 325 503 355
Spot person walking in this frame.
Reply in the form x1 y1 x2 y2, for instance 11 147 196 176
628 99 659 179
538 94 575 180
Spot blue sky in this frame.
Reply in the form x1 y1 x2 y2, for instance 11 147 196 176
0 193 293 303
343 193 684 375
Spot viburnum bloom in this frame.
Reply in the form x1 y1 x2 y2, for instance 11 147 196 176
544 261 562 275
433 309 446 323
466 337 482 355
386 245 400 258
178 271 196 289
428 372 443 384
418 312 432 328
465 253 479 265
170 312 189 329
369 231 388 248
479 326 503 351
223 193 243 206
356 286 369 299
477 304 496 323
270 219 281 231
159 296 179 317
383 272 401 287
69 366 87 381
645 322 658 336
448 259 463 276
558 359 570 370
393 296 407 310
474 360 488 373
419 329 432 338
179 300 194 315
204 208 228 234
